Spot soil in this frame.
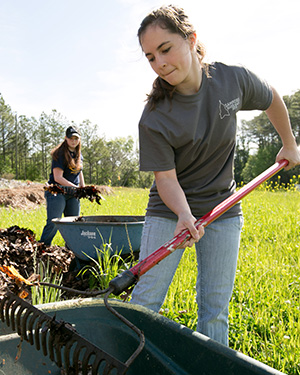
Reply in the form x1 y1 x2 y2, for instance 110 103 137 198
0 181 45 209
0 178 114 301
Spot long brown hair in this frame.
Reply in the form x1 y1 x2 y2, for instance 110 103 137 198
138 5 208 110
51 139 82 173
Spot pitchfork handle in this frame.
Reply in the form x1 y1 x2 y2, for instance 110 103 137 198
109 159 288 295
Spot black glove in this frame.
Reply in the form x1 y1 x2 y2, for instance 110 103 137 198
63 186 78 196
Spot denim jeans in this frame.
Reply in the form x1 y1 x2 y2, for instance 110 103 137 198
40 190 80 245
130 215 243 346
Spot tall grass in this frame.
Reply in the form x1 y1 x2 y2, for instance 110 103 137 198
0 184 299 373
230 189 300 374
78 243 131 291
31 260 63 305
161 186 300 374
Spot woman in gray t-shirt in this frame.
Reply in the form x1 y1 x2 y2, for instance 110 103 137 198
130 5 300 346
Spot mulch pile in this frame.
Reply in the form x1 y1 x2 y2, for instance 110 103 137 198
0 185 45 209
0 226 90 300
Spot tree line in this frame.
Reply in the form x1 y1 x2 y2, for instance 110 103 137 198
235 90 300 184
0 91 299 188
0 95 153 188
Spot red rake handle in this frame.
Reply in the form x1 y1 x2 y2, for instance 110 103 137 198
129 159 288 278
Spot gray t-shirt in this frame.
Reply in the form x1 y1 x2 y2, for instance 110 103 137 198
139 62 273 220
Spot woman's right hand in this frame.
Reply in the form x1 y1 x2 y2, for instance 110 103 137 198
175 212 205 248
154 169 205 247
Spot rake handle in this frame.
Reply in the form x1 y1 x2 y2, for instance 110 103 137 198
109 159 288 295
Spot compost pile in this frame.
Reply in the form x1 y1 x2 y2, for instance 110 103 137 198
0 181 45 209
0 226 90 300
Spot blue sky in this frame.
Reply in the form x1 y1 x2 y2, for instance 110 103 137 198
0 0 299 139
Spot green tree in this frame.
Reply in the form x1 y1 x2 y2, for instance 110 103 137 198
239 90 300 183
234 127 250 184
46 110 67 148
14 115 31 180
105 136 138 187
31 110 68 180
79 120 103 184
283 91 300 143
0 95 14 176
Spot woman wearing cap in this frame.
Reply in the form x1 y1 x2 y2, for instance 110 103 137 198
40 126 85 245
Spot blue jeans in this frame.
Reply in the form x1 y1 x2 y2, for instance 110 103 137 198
40 190 80 245
130 215 243 346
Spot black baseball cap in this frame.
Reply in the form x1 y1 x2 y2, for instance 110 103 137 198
66 126 80 138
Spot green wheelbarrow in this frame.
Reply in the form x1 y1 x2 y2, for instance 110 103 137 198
0 297 285 375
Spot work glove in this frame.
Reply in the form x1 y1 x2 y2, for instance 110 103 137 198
63 186 78 196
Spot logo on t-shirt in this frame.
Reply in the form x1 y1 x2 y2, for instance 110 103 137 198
219 98 240 119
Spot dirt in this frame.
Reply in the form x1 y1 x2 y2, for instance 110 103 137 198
0 181 44 209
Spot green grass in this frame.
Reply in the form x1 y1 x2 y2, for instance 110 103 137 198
231 190 300 374
0 185 299 374
161 188 300 374
31 259 63 305
78 244 133 292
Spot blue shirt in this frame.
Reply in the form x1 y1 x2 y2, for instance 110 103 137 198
48 149 83 186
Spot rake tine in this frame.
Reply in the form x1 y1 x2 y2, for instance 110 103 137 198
72 341 84 373
34 318 42 351
81 348 95 375
16 303 27 335
4 294 14 327
0 295 6 322
48 329 55 363
55 344 63 368
64 336 77 370
51 330 65 368
27 311 40 345
21 308 34 341
36 316 49 353
10 297 20 331
104 362 118 375
41 319 50 357
91 356 103 375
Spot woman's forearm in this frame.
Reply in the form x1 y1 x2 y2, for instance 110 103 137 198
79 171 85 187
154 169 203 242
154 170 191 217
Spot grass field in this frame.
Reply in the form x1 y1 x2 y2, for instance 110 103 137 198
0 185 299 374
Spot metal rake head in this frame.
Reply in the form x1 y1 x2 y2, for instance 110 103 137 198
0 291 128 375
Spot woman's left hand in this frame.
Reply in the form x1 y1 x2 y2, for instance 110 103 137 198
276 144 300 170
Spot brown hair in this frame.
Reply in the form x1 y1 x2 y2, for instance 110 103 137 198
51 139 82 173
138 5 208 110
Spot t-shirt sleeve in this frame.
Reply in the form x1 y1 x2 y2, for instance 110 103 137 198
139 121 176 172
239 66 273 111
52 150 66 170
